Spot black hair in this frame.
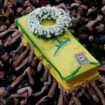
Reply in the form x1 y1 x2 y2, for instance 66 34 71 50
78 26 89 35
0 46 6 57
6 98 15 105
70 6 78 11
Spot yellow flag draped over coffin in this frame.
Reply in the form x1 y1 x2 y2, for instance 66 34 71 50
16 15 100 90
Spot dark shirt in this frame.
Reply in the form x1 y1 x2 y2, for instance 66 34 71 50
2 60 16 77
0 78 7 87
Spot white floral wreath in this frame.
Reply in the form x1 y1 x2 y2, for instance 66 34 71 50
26 6 72 39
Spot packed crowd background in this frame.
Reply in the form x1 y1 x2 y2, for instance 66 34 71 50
1 0 105 105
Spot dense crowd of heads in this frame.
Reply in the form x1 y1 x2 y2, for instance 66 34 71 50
0 0 105 105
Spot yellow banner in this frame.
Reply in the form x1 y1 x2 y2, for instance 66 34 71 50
16 15 100 89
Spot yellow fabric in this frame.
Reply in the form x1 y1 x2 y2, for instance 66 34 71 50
17 15 100 89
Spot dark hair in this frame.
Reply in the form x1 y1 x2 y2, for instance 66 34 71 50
0 46 6 57
70 6 78 11
6 98 15 105
78 26 89 35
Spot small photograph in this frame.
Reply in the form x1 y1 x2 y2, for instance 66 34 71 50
75 51 89 65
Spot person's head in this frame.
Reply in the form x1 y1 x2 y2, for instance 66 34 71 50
26 6 33 14
70 6 78 16
78 6 83 14
0 67 5 80
5 19 11 26
95 23 105 33
17 7 24 14
79 34 88 40
6 97 19 105
78 5 87 15
0 46 9 61
24 0 30 7
0 87 7 99
9 23 16 29
9 0 16 5
74 0 82 4
78 27 89 40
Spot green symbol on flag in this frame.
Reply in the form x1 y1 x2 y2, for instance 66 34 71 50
53 36 70 56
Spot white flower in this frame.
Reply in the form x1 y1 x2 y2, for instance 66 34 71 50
26 6 72 39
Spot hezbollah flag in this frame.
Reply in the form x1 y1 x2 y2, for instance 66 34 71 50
16 15 100 90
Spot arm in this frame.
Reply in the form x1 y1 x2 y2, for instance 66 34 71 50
43 74 52 86
69 97 75 105
11 30 21 37
91 81 105 105
9 93 27 98
13 43 29 67
36 96 49 105
0 30 10 38
4 0 8 8
86 15 103 31
40 65 50 82
17 86 33 96
47 79 57 98
33 86 48 97
4 33 21 47
56 3 69 12
28 44 34 64
70 88 82 105
3 35 12 46
83 80 99 103
27 67 35 86
72 96 81 105
5 7 11 17
15 43 23 54
37 61 43 72
57 91 64 105
31 56 38 67
15 57 29 71
36 80 57 105
11 70 27 88
5 6 13 18
57 90 65 105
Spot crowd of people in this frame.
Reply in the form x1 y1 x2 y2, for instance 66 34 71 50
1 0 105 105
